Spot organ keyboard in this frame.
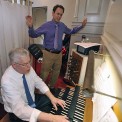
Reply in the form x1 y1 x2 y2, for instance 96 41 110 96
46 86 86 122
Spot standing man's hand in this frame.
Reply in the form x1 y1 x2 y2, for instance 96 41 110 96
26 15 33 27
82 18 87 27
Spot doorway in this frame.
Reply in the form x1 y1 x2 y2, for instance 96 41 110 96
32 7 47 45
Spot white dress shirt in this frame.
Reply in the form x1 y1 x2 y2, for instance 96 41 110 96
1 66 49 122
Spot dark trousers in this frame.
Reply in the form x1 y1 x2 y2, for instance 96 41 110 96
9 93 51 122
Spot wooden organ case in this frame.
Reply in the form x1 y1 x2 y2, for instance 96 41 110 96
65 50 88 85
66 51 83 84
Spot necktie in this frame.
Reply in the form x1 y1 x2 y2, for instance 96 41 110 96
22 74 36 108
54 24 58 49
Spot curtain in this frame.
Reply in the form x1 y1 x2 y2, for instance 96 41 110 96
0 0 30 79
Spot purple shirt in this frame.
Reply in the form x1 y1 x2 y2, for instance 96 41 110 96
28 20 83 51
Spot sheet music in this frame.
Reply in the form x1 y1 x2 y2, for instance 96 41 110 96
92 62 117 122
74 42 101 48
99 108 118 122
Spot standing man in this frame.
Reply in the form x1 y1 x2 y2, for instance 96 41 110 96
26 4 87 89
1 48 69 122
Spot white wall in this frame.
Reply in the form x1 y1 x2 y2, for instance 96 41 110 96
32 0 76 28
102 0 122 77
102 0 122 112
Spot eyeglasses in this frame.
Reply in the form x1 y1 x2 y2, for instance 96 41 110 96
15 61 31 67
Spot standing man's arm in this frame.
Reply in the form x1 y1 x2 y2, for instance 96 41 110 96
81 18 87 27
26 15 33 28
71 18 87 34
26 15 45 38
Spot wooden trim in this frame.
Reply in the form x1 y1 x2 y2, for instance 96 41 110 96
84 98 93 122
112 101 122 122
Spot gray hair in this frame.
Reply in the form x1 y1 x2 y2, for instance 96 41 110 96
9 48 29 63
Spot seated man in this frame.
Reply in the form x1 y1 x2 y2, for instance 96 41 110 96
1 48 69 122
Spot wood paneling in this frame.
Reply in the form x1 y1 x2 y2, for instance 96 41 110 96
84 98 93 122
112 101 122 122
